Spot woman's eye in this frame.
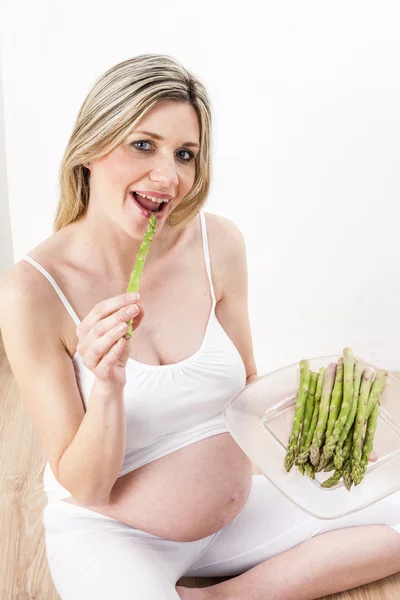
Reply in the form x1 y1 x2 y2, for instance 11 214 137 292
131 141 152 151
177 149 195 162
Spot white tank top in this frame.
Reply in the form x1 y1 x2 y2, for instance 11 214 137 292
23 212 247 501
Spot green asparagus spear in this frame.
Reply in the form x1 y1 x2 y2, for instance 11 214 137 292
354 369 386 482
343 456 353 491
317 358 344 470
351 368 374 485
310 363 337 467
321 469 343 488
365 369 388 420
295 454 309 466
125 213 157 340
324 459 336 472
334 446 345 472
342 424 354 460
334 357 363 470
298 372 319 452
325 357 344 440
357 401 380 484
296 368 325 465
341 428 354 490
304 461 315 480
284 360 311 472
322 348 355 465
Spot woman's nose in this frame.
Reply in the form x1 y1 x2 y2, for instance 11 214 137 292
149 160 179 188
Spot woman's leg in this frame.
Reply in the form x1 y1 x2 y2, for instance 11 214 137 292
183 475 400 599
43 499 204 600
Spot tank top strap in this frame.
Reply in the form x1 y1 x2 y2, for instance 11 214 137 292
199 212 216 305
22 256 81 326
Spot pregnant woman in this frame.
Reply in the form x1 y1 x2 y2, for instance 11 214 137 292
1 54 400 600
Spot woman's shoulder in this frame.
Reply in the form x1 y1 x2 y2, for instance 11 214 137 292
202 212 246 296
0 233 68 329
203 211 246 258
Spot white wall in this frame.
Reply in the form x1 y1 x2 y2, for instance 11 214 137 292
1 1 400 372
0 56 14 276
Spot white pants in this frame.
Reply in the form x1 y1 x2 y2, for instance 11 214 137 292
43 475 400 600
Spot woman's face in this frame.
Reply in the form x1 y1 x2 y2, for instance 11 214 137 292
87 100 200 238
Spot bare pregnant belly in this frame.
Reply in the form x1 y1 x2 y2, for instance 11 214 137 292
64 433 253 542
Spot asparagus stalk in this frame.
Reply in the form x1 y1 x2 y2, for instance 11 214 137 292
284 360 311 472
357 401 380 484
322 348 355 466
351 368 375 485
353 368 386 483
365 369 388 420
324 459 336 472
304 461 315 480
310 363 337 467
315 357 343 473
296 367 325 465
334 358 363 470
298 372 319 453
342 427 355 490
125 213 157 340
342 424 354 461
317 358 344 470
321 468 343 488
343 457 353 491
325 357 344 440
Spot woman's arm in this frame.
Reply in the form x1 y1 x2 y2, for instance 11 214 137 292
207 214 258 386
0 269 126 507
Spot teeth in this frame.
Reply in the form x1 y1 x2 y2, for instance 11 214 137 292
135 192 169 203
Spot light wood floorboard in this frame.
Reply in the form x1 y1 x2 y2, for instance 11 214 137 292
1 333 400 599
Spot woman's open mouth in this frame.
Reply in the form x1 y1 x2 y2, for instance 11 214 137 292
130 191 169 220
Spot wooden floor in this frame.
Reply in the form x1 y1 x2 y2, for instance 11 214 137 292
1 332 400 599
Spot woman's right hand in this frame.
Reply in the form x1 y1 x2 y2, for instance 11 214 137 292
75 292 143 388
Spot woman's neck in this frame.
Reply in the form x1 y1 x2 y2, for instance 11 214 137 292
61 211 184 283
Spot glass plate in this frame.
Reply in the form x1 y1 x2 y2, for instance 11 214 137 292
222 355 400 519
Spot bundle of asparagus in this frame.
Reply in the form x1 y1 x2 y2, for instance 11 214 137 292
284 348 389 490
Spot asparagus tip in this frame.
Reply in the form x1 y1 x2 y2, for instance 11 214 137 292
343 347 354 357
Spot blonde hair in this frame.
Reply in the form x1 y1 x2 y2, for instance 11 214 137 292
54 54 212 232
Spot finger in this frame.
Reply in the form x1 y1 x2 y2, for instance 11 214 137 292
124 304 145 339
77 293 139 338
82 321 130 371
79 303 141 354
96 337 127 380
120 307 145 356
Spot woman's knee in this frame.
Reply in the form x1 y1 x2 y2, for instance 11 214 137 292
45 522 179 599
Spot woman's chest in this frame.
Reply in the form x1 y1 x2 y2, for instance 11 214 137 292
64 246 222 367
128 261 214 366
